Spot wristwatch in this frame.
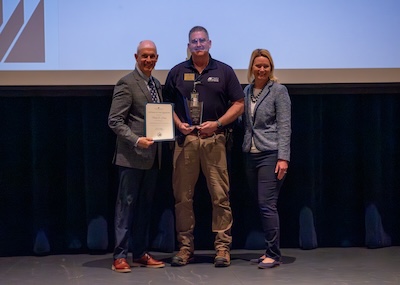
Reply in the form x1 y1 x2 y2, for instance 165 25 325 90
216 120 223 130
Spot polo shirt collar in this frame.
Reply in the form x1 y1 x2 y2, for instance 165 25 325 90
185 54 217 72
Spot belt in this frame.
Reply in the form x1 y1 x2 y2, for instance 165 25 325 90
187 129 224 139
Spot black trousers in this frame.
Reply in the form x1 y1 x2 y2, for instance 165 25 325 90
113 164 158 259
244 151 284 261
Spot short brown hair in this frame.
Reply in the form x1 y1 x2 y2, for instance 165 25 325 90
188 26 209 41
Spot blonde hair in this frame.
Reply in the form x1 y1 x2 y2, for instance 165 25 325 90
247 49 278 83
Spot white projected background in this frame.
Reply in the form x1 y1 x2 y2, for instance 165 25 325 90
0 0 399 85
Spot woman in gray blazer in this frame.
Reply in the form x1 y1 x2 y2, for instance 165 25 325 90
242 49 291 269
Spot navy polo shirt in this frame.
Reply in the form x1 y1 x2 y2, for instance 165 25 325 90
163 56 244 126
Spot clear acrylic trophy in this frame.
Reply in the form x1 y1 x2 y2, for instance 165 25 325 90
187 81 203 126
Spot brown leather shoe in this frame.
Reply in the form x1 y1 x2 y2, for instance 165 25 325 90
111 258 131 273
132 253 165 268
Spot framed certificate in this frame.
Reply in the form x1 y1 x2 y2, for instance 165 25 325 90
145 103 175 141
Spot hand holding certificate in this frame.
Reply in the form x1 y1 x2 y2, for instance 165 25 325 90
145 103 175 141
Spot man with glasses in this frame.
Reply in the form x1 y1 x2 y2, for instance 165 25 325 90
163 26 244 267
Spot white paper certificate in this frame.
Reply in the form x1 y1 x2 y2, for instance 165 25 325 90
145 103 175 141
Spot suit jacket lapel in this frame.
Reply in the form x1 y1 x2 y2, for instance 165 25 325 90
132 69 153 103
253 81 273 117
155 81 163 102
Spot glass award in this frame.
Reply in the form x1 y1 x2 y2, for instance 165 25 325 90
187 90 203 126
186 81 203 126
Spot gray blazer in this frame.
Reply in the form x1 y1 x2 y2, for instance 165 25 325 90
108 68 163 169
242 80 291 161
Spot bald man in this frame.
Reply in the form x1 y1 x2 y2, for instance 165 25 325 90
108 40 165 272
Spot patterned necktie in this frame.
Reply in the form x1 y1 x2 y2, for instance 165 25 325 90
148 78 159 103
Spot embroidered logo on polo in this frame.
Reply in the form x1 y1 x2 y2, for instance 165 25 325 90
207 77 219 83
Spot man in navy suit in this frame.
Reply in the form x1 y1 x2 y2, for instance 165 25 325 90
108 40 165 272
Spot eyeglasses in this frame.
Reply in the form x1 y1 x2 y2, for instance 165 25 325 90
190 38 208 45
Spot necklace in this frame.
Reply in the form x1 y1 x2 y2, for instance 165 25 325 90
251 81 270 103
251 87 263 103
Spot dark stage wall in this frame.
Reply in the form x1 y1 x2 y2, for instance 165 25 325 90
1 83 399 256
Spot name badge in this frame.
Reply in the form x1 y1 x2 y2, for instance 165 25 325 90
184 73 195 81
207 77 219 83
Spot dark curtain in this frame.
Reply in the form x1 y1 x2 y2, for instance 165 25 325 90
0 83 399 257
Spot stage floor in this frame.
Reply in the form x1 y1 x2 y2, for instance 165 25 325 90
1 247 399 284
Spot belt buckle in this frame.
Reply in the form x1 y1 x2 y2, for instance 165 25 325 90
198 132 217 139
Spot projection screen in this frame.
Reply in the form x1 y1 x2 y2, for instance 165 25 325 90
0 0 399 85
